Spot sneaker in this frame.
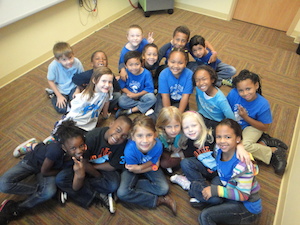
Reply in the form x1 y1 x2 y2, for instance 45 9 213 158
0 200 20 221
115 109 130 118
221 78 233 87
189 198 210 210
45 88 55 98
166 168 173 174
270 147 287 175
43 136 56 145
170 174 191 190
145 109 154 116
58 190 67 206
13 138 37 158
97 193 115 214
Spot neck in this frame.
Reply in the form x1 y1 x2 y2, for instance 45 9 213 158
221 150 235 161
205 86 217 97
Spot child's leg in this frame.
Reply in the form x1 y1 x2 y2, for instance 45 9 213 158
88 171 120 194
51 94 68 114
199 200 260 225
108 92 121 112
160 151 181 169
18 173 56 209
136 93 157 113
118 93 138 110
242 126 272 164
0 160 37 195
215 62 236 87
56 168 95 208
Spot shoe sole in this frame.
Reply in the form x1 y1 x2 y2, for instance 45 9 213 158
13 138 36 158
108 193 115 214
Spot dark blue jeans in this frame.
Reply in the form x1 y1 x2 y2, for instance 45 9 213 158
0 160 56 208
199 200 260 225
117 169 169 208
56 167 120 208
181 157 222 205
51 87 76 114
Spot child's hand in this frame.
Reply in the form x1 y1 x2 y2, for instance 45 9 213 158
120 68 128 81
237 105 248 118
147 32 154 44
73 156 85 179
208 51 217 64
127 92 139 99
56 95 67 108
125 164 140 173
202 186 212 201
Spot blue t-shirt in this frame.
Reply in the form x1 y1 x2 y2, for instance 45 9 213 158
158 67 193 102
47 57 84 95
118 38 148 69
118 68 154 93
191 48 221 70
124 139 162 165
195 87 235 122
227 88 272 129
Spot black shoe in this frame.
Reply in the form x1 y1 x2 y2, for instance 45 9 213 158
259 133 288 150
270 147 287 175
189 198 208 210
0 200 21 222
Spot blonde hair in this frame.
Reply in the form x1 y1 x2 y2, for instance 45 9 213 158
83 67 113 100
127 24 143 34
182 111 214 148
53 42 73 59
156 106 186 149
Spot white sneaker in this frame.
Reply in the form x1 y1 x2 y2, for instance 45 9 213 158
166 168 173 174
13 138 37 157
108 193 116 214
170 174 191 190
145 109 154 116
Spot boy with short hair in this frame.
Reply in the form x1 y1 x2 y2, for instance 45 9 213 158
119 24 153 80
46 42 84 114
116 51 156 117
55 115 133 214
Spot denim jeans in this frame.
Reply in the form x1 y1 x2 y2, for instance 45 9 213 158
117 169 169 208
118 93 156 113
181 158 221 205
0 160 57 208
51 87 77 114
199 200 260 225
55 167 120 208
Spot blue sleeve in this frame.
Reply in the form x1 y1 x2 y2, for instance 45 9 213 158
149 139 163 164
118 77 126 89
118 46 128 69
182 69 193 94
158 42 172 64
124 140 139 165
158 68 170 94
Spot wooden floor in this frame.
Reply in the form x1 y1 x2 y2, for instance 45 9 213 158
0 7 300 225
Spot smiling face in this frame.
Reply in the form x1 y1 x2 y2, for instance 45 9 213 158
182 116 202 140
94 74 113 93
62 136 86 160
105 119 131 146
57 54 75 69
126 57 143 75
131 126 156 153
194 69 215 94
236 79 259 102
127 28 143 48
191 44 206 58
167 51 187 78
172 32 188 49
164 118 181 139
216 124 241 154
92 52 108 68
143 46 158 66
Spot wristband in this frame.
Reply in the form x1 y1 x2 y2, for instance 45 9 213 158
152 164 158 171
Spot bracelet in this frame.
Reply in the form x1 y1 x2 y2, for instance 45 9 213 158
152 164 158 171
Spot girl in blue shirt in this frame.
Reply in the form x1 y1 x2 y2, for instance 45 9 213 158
194 65 235 130
227 70 287 175
117 115 176 215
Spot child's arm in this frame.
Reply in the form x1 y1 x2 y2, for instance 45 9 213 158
161 93 171 107
178 94 190 113
48 80 67 108
238 105 269 132
122 88 147 99
40 158 60 176
101 101 110 119
236 143 252 169
72 156 86 191
119 67 128 81
125 161 155 174
82 158 102 178
93 162 115 171
205 40 217 64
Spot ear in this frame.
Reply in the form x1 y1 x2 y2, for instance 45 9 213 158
61 144 67 153
92 77 97 84
236 136 242 144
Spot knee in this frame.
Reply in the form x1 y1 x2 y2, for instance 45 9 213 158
42 184 57 200
180 158 192 172
0 177 10 193
117 187 129 201
156 182 169 196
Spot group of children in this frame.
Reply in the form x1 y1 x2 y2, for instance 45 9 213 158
0 23 289 225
